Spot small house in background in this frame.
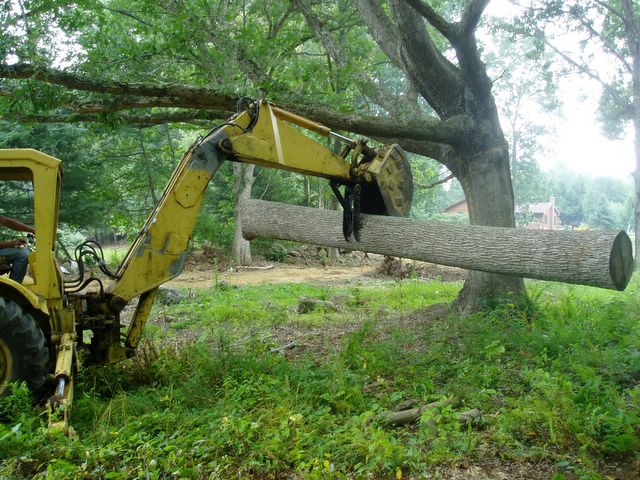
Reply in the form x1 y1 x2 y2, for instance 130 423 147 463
517 196 560 230
443 195 561 230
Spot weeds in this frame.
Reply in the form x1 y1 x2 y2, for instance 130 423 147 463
1 279 639 478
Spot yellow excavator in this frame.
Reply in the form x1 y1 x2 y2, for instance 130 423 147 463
0 99 413 428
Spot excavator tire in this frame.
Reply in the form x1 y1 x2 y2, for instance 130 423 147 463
0 297 49 397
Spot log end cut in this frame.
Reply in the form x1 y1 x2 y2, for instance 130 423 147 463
610 231 634 291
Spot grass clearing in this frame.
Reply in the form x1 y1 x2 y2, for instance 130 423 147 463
101 244 130 269
1 278 639 479
161 279 460 331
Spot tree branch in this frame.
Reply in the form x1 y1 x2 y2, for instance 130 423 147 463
577 16 633 73
593 0 627 21
0 63 240 110
377 136 451 162
0 63 470 145
620 0 640 63
352 0 425 118
65 96 233 115
0 110 224 127
98 3 153 27
1 0 76 27
401 0 457 42
415 172 454 189
453 33 496 117
352 0 403 67
3 118 454 186
390 1 464 119
267 3 295 39
540 36 632 111
402 0 489 42
459 0 491 37
283 104 473 145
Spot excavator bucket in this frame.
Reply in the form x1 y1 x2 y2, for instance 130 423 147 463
359 144 413 217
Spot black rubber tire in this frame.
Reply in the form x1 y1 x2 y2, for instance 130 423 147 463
0 297 49 396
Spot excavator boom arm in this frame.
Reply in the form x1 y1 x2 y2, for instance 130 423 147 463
104 100 412 355
108 100 412 304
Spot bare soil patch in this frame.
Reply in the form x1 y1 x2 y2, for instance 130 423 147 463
167 249 467 289
168 262 376 288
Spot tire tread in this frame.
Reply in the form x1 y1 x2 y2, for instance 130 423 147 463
0 298 49 394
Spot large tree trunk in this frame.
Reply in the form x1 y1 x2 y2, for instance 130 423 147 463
380 0 527 312
231 162 255 265
241 199 633 292
450 145 526 312
622 0 640 268
634 117 640 268
632 57 640 267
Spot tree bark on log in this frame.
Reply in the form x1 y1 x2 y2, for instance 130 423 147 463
241 199 633 291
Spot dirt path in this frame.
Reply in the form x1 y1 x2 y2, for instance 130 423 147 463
164 250 467 289
166 262 378 289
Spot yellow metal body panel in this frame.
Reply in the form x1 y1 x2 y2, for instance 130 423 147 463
224 102 352 181
0 276 49 316
125 288 158 350
0 149 75 429
107 132 230 302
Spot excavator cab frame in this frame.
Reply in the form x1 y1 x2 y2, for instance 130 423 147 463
0 149 77 427
0 149 64 310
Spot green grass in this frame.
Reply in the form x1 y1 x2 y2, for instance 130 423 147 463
1 279 639 479
162 279 459 330
101 245 129 268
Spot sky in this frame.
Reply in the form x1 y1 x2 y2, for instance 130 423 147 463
485 0 635 181
545 80 634 180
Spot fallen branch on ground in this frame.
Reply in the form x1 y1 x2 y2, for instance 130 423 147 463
379 398 482 426
236 264 274 270
269 342 299 354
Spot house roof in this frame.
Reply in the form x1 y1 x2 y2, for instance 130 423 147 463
445 198 560 215
516 201 559 215
443 199 467 212
529 202 552 214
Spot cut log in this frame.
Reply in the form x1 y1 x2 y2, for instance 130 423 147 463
240 199 634 290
